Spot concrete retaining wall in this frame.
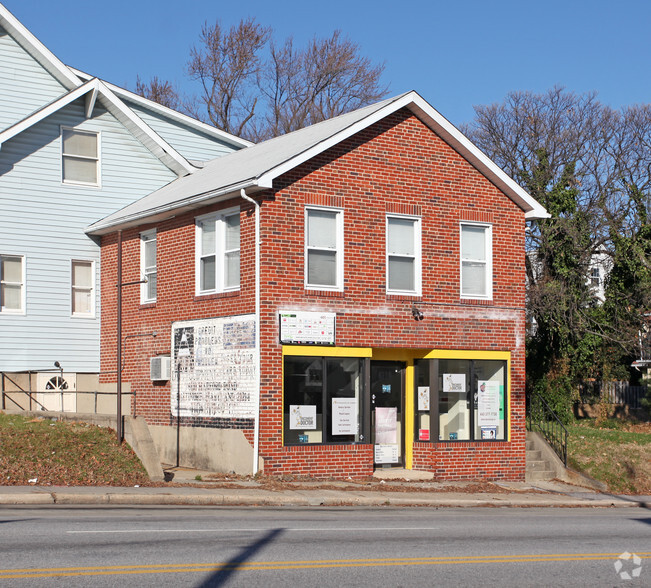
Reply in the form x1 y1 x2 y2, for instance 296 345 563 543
149 425 262 475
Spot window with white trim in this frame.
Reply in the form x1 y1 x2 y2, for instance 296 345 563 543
62 127 99 186
305 207 343 290
71 260 94 317
386 215 421 294
196 208 240 295
460 223 492 299
0 255 25 313
141 230 157 303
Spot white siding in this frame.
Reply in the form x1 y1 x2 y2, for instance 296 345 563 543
0 24 67 130
127 101 240 162
0 99 176 372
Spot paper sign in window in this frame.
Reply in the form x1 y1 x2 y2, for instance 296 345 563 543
332 398 357 435
375 407 397 443
477 380 500 426
289 405 317 430
418 386 430 411
443 373 466 393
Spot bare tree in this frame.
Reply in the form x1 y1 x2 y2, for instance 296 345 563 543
186 18 271 138
464 87 651 406
258 31 387 140
135 76 183 111
140 18 387 141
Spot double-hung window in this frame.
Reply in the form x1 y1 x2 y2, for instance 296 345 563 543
0 255 25 313
71 260 94 317
460 223 492 299
61 128 100 186
305 207 343 290
196 208 240 295
386 215 421 294
141 230 157 303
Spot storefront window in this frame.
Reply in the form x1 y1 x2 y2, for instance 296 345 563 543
284 356 364 445
472 360 506 440
439 359 471 441
414 359 432 441
414 358 507 442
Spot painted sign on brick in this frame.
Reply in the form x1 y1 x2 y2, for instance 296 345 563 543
170 314 257 418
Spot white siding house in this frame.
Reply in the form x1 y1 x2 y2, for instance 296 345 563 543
0 3 249 387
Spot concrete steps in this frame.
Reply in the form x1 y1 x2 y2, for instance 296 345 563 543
525 437 555 481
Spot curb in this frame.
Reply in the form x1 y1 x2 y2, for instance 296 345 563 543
0 490 646 508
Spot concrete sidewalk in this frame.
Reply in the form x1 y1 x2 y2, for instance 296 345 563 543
0 470 648 508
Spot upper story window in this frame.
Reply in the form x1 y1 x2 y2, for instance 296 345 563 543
460 223 492 299
61 127 100 186
305 207 343 291
141 230 157 303
196 208 240 295
386 215 421 295
71 260 95 317
590 266 601 288
0 255 25 314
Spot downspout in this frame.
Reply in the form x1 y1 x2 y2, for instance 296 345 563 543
240 188 261 475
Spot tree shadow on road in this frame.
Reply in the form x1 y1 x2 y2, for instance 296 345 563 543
197 527 284 587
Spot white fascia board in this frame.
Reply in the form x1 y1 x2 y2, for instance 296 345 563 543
0 80 98 147
71 68 252 150
95 81 196 177
86 179 260 236
406 95 550 220
257 90 550 220
0 4 81 90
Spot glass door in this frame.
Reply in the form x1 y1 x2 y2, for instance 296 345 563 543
370 361 404 467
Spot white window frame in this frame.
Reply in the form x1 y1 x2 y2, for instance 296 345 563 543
140 229 157 304
61 126 101 187
195 207 241 296
460 222 493 300
0 254 25 314
304 206 344 291
386 214 422 296
71 259 95 318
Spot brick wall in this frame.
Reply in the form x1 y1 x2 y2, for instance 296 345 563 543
100 108 527 480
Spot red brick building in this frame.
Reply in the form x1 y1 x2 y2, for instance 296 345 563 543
89 92 548 480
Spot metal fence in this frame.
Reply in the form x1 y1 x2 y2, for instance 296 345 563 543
577 381 648 409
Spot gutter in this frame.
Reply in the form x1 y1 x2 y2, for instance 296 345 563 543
86 180 263 236
240 188 261 475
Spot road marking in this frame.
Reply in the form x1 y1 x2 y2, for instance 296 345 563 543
66 526 440 534
1 552 648 579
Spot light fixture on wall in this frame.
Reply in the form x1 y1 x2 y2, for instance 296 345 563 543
411 305 424 321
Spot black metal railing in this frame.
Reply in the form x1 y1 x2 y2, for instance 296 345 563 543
527 390 568 466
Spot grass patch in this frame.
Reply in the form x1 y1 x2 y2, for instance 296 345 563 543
566 418 651 494
0 412 150 486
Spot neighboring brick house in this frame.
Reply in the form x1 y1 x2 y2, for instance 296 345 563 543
88 92 549 480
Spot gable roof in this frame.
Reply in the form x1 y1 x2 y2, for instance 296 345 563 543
72 68 252 151
0 2 249 175
0 3 79 90
87 91 550 235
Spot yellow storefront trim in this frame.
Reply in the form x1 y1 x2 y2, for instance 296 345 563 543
423 349 511 361
282 346 373 357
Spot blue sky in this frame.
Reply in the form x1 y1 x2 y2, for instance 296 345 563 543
5 0 650 127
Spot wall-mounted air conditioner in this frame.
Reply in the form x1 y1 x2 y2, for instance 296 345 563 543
150 356 171 381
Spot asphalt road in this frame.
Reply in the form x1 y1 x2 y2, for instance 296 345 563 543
0 506 649 587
